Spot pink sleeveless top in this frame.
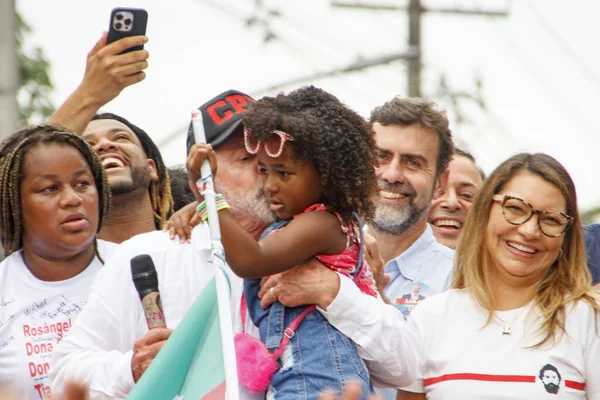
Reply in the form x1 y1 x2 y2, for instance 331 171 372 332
294 204 377 297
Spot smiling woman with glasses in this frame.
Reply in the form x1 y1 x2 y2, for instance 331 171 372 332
394 152 600 399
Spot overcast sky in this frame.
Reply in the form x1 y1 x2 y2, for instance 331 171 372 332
18 0 600 212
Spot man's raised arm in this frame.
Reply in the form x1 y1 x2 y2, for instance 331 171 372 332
49 32 148 133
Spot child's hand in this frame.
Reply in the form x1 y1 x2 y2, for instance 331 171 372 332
186 143 218 201
163 201 201 243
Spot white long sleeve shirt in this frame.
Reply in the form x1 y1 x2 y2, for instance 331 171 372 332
322 278 600 399
320 274 421 389
50 226 260 400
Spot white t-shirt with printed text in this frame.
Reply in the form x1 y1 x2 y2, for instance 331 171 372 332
0 240 117 400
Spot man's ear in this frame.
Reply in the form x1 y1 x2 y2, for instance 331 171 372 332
146 159 159 182
433 169 449 200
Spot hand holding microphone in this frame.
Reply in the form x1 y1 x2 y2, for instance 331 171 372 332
130 254 172 382
131 254 166 329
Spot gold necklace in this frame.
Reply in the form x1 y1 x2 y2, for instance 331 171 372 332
494 304 529 336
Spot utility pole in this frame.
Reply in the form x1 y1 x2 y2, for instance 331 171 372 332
407 0 420 97
0 0 19 141
332 0 508 97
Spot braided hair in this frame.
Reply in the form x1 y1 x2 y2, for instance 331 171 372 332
92 113 173 229
0 125 111 262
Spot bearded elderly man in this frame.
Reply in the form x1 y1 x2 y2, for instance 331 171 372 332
50 90 276 399
429 148 485 250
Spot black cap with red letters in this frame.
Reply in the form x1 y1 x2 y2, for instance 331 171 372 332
187 89 256 153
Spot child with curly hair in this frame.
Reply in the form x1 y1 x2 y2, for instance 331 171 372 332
188 86 378 399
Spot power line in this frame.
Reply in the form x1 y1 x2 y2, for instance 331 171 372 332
158 1 412 148
253 51 416 93
240 1 412 96
331 1 509 16
156 51 412 149
522 0 600 96
195 0 397 94
195 0 305 56
331 0 508 97
488 16 600 138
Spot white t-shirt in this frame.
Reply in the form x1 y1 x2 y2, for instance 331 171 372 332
0 240 117 400
50 226 260 400
403 289 600 399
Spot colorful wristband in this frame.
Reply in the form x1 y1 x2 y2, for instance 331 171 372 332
196 194 230 222
196 194 225 213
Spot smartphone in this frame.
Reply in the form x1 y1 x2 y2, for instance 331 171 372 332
107 7 148 53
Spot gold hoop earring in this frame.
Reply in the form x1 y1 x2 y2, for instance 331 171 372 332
556 248 563 261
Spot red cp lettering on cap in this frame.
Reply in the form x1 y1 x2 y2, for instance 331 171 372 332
206 94 254 125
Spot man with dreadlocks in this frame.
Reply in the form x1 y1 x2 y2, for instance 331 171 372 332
49 32 173 243
0 125 116 400
81 113 173 243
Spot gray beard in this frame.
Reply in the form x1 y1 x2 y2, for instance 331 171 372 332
371 201 429 235
215 177 276 225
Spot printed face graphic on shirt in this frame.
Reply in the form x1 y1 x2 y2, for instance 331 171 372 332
394 282 432 316
539 364 561 394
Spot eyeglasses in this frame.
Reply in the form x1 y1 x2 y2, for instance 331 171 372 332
244 128 294 158
492 194 574 237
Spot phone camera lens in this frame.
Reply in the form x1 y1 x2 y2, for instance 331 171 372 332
114 22 122 30
116 13 123 20
124 18 132 25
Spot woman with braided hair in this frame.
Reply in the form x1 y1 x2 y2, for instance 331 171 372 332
0 125 116 399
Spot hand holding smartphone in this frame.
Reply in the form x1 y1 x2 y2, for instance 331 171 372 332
107 7 148 53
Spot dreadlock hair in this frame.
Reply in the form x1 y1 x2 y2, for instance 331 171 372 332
92 113 173 229
0 125 111 263
243 86 377 223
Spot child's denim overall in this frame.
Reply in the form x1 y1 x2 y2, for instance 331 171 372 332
243 218 372 399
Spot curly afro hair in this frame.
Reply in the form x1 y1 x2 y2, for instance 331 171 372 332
243 86 377 222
